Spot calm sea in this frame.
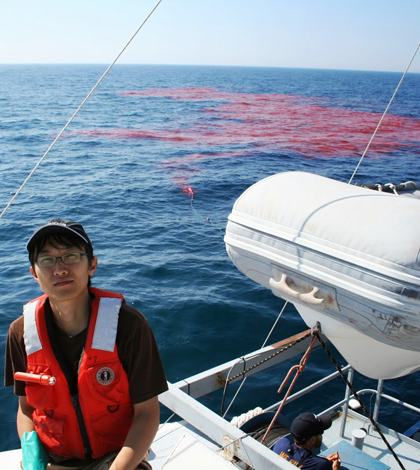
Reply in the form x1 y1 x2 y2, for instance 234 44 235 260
0 64 419 452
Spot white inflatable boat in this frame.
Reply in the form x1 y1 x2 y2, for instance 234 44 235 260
225 171 420 379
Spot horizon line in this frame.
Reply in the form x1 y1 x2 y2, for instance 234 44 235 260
0 63 418 75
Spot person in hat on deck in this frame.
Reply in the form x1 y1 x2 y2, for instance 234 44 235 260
273 412 340 469
5 219 168 470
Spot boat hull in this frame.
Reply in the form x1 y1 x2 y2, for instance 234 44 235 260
225 171 420 379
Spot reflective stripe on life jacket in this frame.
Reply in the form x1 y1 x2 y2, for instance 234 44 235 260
23 287 134 459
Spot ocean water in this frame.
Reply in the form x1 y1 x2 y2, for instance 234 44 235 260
0 64 420 452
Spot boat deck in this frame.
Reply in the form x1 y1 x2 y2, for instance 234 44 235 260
149 407 420 470
2 401 419 470
151 421 238 470
322 409 420 470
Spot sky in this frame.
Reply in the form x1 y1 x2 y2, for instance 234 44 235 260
1 0 419 73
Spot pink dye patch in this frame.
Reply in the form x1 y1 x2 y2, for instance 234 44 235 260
66 87 420 192
66 128 193 142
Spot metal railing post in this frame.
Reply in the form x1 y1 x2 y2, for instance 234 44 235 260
339 367 354 438
373 379 384 422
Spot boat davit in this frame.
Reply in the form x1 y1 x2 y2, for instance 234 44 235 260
225 171 420 379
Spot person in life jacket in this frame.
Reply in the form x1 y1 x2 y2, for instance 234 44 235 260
273 413 340 470
5 219 168 470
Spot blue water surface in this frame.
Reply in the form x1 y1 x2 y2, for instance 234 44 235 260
0 64 419 451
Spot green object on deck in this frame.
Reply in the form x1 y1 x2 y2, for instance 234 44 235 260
21 432 49 470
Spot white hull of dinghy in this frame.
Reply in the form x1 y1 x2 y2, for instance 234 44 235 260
225 171 420 379
296 304 420 379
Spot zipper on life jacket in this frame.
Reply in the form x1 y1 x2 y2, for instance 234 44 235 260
43 304 93 458
72 392 92 457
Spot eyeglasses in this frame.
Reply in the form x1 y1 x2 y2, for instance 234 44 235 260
36 252 88 268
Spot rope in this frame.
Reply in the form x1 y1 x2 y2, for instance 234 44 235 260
190 198 225 233
0 0 164 222
314 331 406 470
348 42 420 185
230 407 264 428
260 333 318 445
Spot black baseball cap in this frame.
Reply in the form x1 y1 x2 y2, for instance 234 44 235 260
26 219 92 254
290 413 332 443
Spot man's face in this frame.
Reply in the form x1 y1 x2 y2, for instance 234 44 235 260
30 240 97 304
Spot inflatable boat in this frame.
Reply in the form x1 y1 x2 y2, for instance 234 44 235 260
225 171 420 379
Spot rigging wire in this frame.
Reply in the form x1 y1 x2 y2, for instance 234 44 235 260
348 42 420 185
0 0 164 222
221 302 289 418
315 331 406 470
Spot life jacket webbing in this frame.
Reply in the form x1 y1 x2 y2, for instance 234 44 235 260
23 300 42 355
23 296 122 355
91 297 122 351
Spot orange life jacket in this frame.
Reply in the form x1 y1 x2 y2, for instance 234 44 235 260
23 287 134 459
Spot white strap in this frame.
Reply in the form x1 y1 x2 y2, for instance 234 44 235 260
23 297 121 354
91 297 122 352
23 301 43 355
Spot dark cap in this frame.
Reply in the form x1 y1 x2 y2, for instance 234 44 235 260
26 219 92 254
291 413 332 443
